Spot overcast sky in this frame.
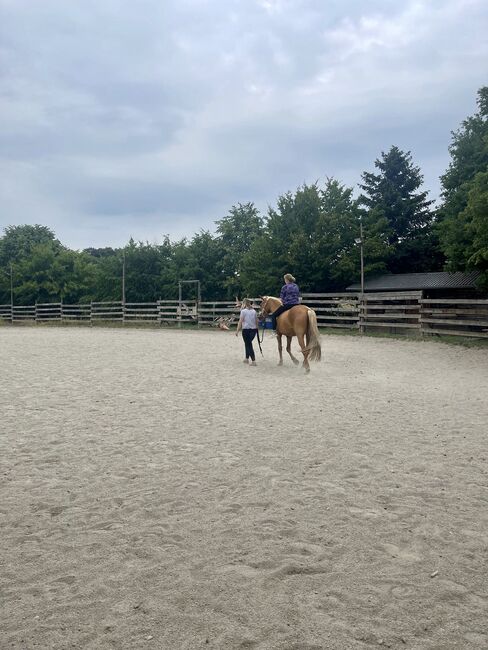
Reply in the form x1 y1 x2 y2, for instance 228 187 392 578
1 0 487 250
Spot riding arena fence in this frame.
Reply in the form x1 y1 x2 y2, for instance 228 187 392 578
1 292 488 340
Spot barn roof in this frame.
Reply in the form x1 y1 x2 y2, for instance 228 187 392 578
346 271 481 292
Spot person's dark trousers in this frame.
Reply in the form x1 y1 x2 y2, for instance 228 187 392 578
242 328 257 360
271 304 295 330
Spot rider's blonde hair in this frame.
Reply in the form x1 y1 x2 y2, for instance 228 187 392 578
284 273 296 283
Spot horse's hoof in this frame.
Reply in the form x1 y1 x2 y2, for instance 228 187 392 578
278 362 283 366
305 368 311 374
293 360 300 366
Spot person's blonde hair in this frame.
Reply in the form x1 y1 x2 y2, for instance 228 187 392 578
243 298 253 308
284 273 296 283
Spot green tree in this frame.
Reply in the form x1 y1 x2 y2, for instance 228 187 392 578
241 179 364 295
465 172 488 286
359 146 439 273
310 179 361 290
437 87 488 280
183 231 226 299
0 224 60 267
123 238 174 302
13 242 96 304
439 171 488 288
215 203 264 298
90 250 124 302
240 235 277 297
241 183 323 295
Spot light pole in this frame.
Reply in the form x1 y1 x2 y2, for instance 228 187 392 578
355 219 365 333
122 251 126 303
10 262 13 309
354 219 365 296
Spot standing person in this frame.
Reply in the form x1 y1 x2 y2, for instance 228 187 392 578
236 298 259 366
271 273 300 330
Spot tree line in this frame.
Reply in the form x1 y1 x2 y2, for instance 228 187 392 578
1 86 486 305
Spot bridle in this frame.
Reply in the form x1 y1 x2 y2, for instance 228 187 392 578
258 296 271 319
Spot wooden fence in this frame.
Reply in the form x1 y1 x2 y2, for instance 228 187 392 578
360 291 422 334
420 297 488 339
1 293 487 339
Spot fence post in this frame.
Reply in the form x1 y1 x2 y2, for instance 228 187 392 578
359 293 365 334
197 282 201 329
35 301 38 324
90 301 93 327
178 283 182 328
419 291 424 337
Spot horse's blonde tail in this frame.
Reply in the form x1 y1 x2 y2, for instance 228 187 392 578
305 309 322 362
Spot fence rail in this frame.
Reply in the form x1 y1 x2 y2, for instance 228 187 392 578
420 298 488 339
1 293 487 339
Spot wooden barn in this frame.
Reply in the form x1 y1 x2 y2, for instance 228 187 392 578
345 271 488 338
346 271 483 298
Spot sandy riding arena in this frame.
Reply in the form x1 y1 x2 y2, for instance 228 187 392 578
1 327 487 649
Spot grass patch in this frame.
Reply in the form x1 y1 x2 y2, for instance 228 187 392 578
318 326 488 349
422 334 488 349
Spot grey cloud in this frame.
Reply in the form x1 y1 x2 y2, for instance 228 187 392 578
1 0 487 248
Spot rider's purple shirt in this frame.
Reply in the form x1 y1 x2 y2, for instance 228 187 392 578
280 282 300 305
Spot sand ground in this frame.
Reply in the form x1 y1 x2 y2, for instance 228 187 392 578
1 326 487 650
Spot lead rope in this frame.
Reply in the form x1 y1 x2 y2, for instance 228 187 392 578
256 320 264 356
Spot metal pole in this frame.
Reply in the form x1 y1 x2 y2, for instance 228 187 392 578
359 219 366 334
356 219 365 334
10 263 13 324
197 280 201 328
122 252 126 303
360 219 364 297
178 281 182 328
122 252 126 324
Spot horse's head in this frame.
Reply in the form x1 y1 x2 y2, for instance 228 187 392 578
258 296 271 319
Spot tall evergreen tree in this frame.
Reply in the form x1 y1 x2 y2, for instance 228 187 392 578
359 146 440 273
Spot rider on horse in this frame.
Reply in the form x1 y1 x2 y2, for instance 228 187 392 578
271 273 300 330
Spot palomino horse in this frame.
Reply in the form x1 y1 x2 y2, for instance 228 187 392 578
259 296 321 373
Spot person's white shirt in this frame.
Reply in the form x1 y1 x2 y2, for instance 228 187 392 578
240 308 257 329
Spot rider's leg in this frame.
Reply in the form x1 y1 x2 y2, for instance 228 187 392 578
271 305 286 329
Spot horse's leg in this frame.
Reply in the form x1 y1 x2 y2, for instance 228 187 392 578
286 336 300 366
277 333 284 365
297 332 310 373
